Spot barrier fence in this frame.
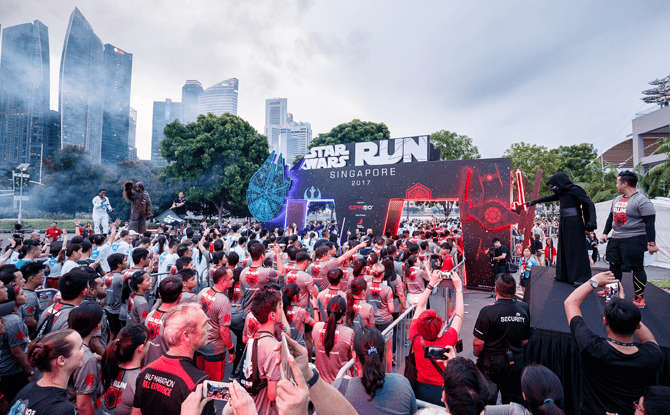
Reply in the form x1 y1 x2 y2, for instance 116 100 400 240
336 259 466 379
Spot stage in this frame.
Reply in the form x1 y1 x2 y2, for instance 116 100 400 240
523 266 670 415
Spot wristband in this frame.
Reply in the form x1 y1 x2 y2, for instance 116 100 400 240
426 284 434 291
227 346 235 354
456 289 463 293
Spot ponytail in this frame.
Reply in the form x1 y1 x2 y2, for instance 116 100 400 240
353 326 386 399
324 295 346 357
283 284 300 317
346 278 367 328
521 364 565 415
352 258 366 278
404 255 417 282
101 324 149 390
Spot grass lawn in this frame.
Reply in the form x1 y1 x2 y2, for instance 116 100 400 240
650 279 670 290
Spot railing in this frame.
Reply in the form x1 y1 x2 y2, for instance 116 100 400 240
336 259 465 379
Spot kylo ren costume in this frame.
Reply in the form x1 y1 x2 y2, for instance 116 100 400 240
528 173 596 286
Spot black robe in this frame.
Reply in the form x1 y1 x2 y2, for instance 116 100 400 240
529 173 597 284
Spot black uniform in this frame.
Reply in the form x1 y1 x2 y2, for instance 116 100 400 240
493 245 510 275
473 298 531 404
528 173 596 285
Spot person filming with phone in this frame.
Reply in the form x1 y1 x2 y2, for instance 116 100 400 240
473 273 530 404
408 268 464 407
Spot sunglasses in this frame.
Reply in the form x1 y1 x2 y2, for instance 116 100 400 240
634 400 646 415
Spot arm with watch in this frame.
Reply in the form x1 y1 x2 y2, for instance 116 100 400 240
275 333 358 415
564 272 617 322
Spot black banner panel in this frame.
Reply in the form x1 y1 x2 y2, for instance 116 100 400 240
247 136 527 289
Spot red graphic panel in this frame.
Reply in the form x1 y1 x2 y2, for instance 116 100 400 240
406 183 432 200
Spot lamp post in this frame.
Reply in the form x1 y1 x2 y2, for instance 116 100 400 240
17 163 29 225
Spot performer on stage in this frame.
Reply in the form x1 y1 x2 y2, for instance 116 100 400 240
124 181 152 234
527 172 596 286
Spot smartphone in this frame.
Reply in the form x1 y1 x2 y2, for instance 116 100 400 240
455 338 463 353
425 346 448 360
280 336 293 381
202 380 231 401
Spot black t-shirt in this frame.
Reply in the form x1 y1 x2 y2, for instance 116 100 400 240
133 354 213 415
531 239 543 254
473 298 530 355
173 198 186 215
494 245 510 266
76 259 104 275
9 382 75 415
570 316 663 415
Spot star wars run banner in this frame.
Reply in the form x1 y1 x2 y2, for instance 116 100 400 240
246 135 528 289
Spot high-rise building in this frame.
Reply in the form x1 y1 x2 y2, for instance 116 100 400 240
182 80 203 124
198 78 238 117
264 99 311 164
128 107 137 161
101 44 133 165
44 110 61 162
265 98 288 156
283 114 312 164
0 20 50 174
59 7 104 164
151 99 182 167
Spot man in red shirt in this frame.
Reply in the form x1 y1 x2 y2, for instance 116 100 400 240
439 243 454 271
45 221 62 240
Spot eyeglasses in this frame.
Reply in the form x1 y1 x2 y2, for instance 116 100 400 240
634 400 646 415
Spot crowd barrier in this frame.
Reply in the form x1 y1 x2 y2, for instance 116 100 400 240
337 259 466 379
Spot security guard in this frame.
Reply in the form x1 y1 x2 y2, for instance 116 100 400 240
473 273 530 404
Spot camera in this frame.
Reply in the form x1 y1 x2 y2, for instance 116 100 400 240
439 271 452 280
487 247 496 256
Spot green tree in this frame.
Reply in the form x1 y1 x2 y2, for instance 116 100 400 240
161 113 270 225
503 142 562 198
553 143 598 178
34 146 112 216
293 119 390 164
639 138 670 198
573 162 619 203
430 130 481 161
641 75 670 106
419 130 480 217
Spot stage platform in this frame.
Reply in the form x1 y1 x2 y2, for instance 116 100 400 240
523 266 670 415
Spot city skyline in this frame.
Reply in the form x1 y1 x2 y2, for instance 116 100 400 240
2 2 670 161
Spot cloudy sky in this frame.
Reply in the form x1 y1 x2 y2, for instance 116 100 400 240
3 0 670 159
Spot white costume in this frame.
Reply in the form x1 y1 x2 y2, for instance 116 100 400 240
92 195 112 234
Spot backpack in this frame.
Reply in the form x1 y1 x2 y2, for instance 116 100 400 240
36 302 74 337
231 332 273 396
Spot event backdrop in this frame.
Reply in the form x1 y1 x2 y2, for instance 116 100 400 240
247 135 531 289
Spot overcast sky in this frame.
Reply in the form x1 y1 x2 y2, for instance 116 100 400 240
3 0 670 160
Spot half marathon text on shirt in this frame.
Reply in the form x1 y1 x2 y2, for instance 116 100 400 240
141 373 176 396
302 136 433 170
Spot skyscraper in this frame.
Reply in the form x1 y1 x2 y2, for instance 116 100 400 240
128 107 137 161
283 114 312 164
59 7 104 164
101 44 133 165
151 99 182 167
0 20 50 174
198 78 238 117
182 80 203 124
265 98 287 156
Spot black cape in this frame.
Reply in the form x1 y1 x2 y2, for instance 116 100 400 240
530 173 597 283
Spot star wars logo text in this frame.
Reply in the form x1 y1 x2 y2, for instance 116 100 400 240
302 136 429 170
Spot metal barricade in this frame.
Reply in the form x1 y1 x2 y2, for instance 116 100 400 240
336 259 466 379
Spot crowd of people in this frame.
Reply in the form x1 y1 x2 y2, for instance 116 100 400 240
0 170 667 415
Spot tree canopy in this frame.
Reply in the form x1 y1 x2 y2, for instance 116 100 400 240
294 119 390 164
161 113 270 224
31 146 176 219
639 138 670 198
641 75 670 106
430 130 481 160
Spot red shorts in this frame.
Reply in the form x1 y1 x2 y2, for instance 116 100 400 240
195 353 226 381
